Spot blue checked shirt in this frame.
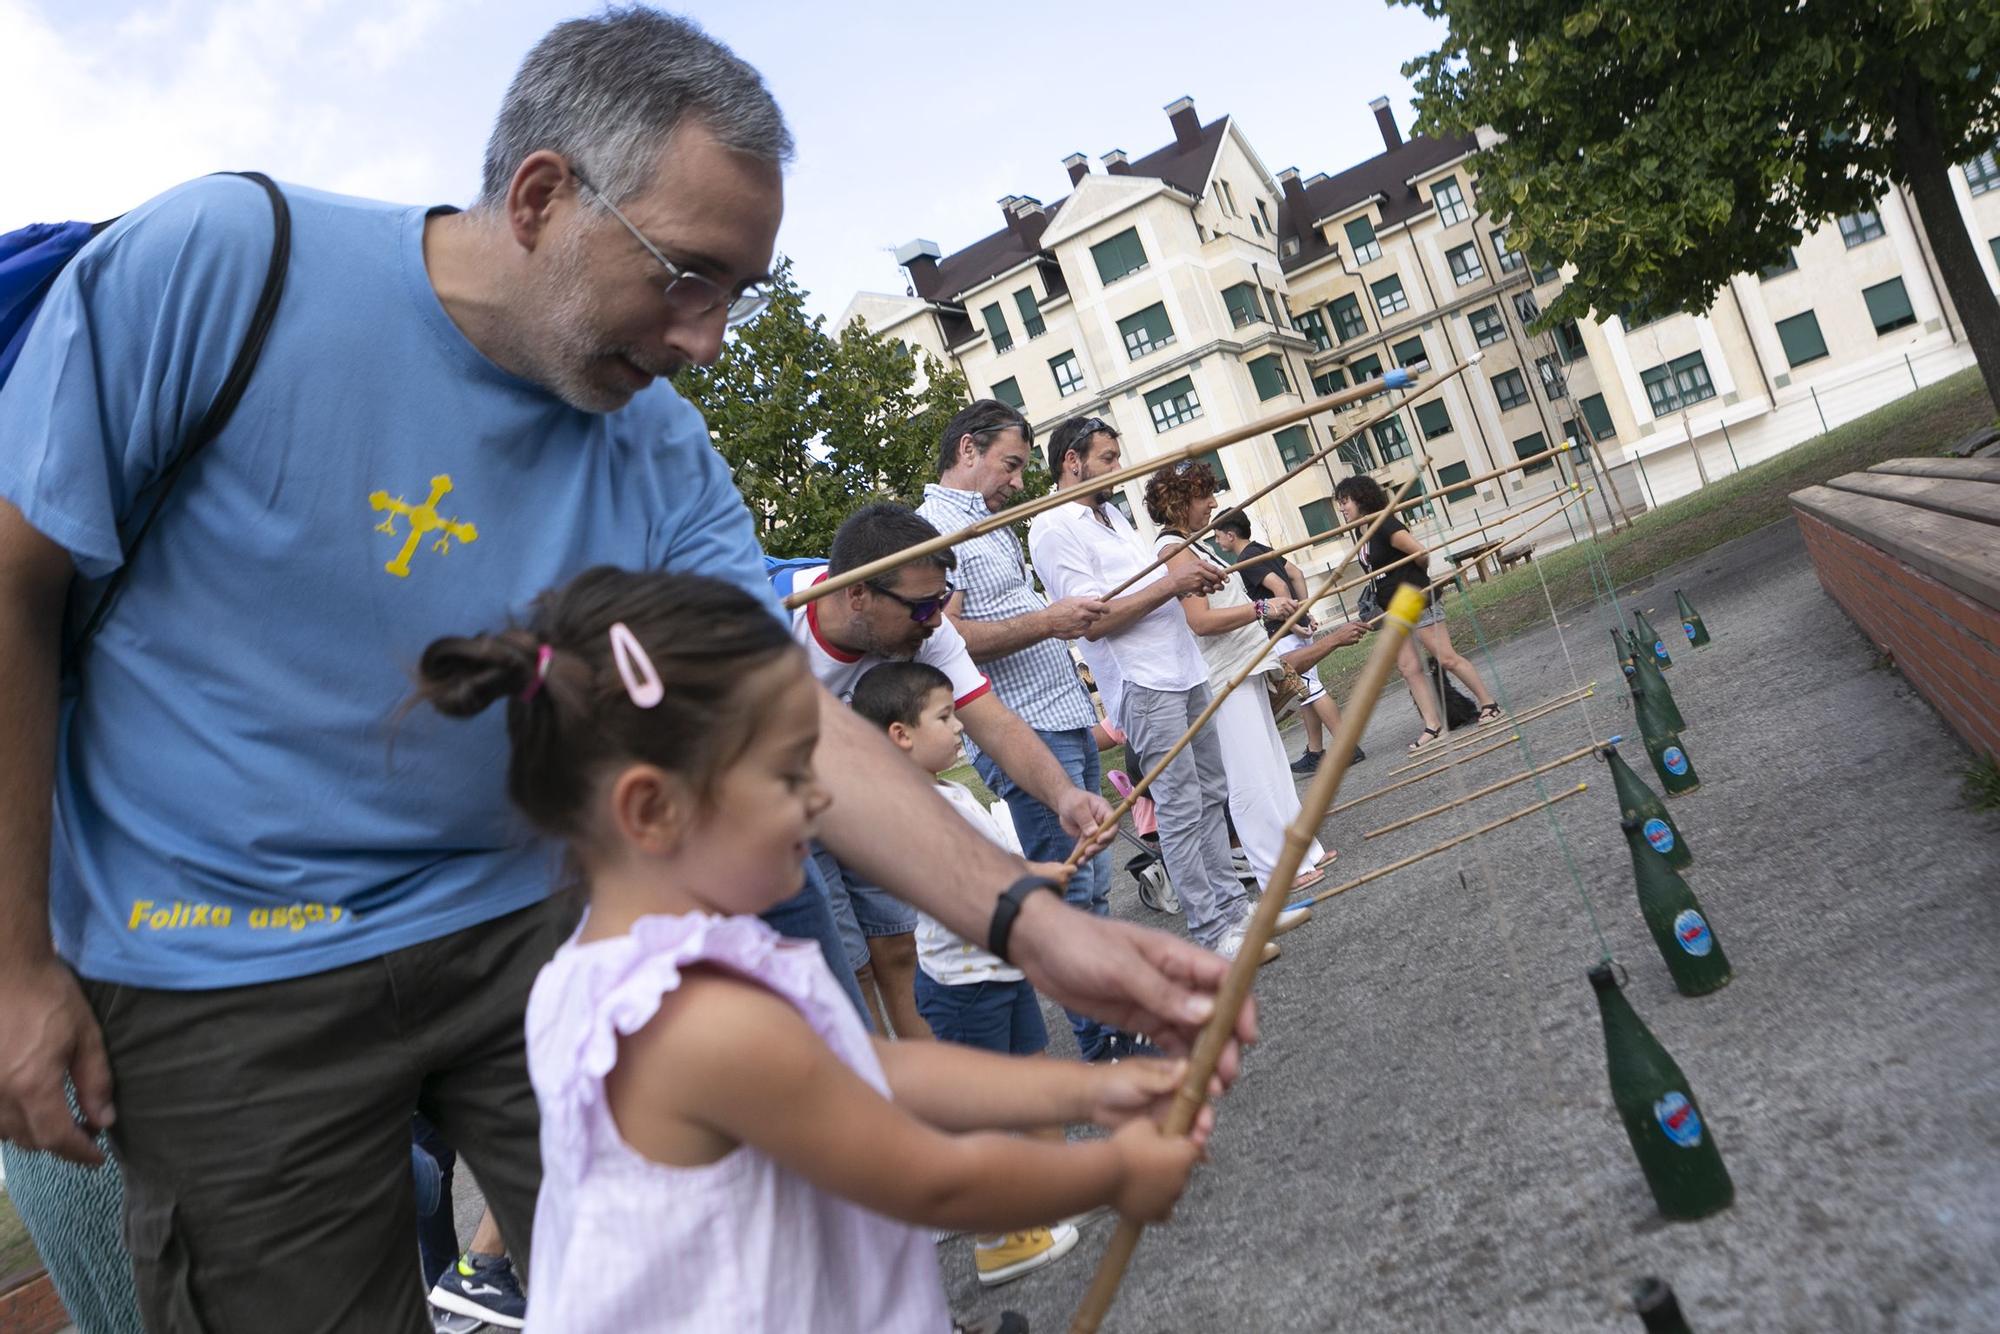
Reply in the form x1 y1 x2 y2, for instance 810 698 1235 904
917 484 1098 734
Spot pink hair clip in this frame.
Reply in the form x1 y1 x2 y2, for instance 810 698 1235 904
518 643 554 702
608 622 664 709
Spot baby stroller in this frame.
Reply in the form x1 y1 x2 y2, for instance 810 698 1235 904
1104 769 1181 915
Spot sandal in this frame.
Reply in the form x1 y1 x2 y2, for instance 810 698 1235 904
1407 726 1442 754
1291 867 1326 894
1315 847 1339 870
1476 704 1505 724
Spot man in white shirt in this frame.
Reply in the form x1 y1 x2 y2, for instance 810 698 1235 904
1028 418 1306 960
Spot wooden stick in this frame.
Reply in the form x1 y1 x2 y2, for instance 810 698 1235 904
1330 731 1525 812
1382 684 1596 773
1307 784 1589 904
1067 583 1434 1334
782 371 1421 609
1361 739 1610 840
1215 480 1573 581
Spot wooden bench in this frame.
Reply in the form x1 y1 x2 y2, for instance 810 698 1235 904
0 1267 69 1334
1446 539 1505 584
1790 457 2000 761
1498 542 1536 571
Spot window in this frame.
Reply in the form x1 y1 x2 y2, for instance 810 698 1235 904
1118 302 1176 359
990 377 1024 410
1838 210 1885 248
1563 418 1593 461
1992 236 2000 269
1414 400 1454 439
1275 425 1312 469
1967 146 2000 196
1217 179 1238 216
1249 354 1290 401
1469 304 1506 347
1553 319 1587 362
1619 298 1669 330
1405 475 1434 521
981 303 1012 353
1373 415 1413 462
1447 242 1485 286
1579 392 1616 440
1050 349 1084 397
1300 498 1338 536
1108 492 1136 525
1536 354 1567 399
1862 277 1917 334
1250 212 1265 237
1281 236 1301 259
1433 176 1470 226
1392 336 1427 367
1092 227 1149 284
1372 274 1410 319
1295 308 1332 351
1336 433 1377 472
1311 367 1348 397
1639 351 1716 416
1193 449 1230 489
1513 430 1554 475
1222 282 1264 328
1350 353 1384 382
1492 229 1525 273
1513 290 1540 326
1145 376 1202 432
1492 368 1529 410
1774 310 1830 366
1437 461 1475 502
1330 294 1369 342
1531 261 1561 285
1344 216 1382 265
1013 288 1045 339
1759 251 1799 280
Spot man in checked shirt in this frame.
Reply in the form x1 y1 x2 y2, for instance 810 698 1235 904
917 400 1156 1062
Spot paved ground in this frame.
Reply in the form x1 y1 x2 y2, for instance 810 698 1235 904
938 517 2000 1332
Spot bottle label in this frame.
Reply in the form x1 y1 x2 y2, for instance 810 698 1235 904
1643 818 1676 854
1673 908 1713 956
1654 1092 1704 1148
1653 641 1668 658
1684 622 1697 642
1663 746 1689 775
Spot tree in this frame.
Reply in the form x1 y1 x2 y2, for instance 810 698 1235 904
1396 1 2000 410
676 259 971 556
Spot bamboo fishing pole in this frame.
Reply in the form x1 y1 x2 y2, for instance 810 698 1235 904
1361 738 1613 840
782 369 1426 610
1066 583 1432 1334
1382 684 1597 774
1306 783 1589 905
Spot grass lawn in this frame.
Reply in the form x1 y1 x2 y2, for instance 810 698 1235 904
1313 367 1997 698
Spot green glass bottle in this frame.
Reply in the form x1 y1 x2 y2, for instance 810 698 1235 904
1623 816 1730 994
1629 640 1687 732
1633 609 1673 669
1613 629 1638 689
1631 685 1700 795
1601 744 1692 867
1674 590 1710 648
1588 963 1735 1220
1633 1278 1696 1332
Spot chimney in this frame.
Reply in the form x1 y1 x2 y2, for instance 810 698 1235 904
1102 149 1131 176
894 238 943 299
1276 165 1308 215
1062 152 1090 186
1165 96 1200 151
1005 196 1049 250
1369 96 1403 152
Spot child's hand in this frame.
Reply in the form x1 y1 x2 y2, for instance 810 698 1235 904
1108 1119 1202 1223
1088 1057 1217 1151
1027 861 1075 889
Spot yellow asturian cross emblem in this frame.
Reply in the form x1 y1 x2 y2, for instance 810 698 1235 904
368 474 479 578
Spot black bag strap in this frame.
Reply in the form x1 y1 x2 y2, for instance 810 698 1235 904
67 171 291 664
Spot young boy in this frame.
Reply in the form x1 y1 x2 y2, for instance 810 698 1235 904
849 661 1083 1286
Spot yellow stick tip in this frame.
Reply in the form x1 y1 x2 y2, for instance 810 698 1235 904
1387 585 1426 624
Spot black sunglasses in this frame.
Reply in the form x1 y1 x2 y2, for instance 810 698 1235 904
864 579 957 623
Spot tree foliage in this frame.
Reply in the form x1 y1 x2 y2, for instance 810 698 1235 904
1396 0 2000 404
676 258 972 556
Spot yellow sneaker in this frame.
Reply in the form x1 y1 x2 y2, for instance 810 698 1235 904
973 1223 1080 1286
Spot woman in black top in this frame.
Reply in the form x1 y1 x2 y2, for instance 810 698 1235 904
1334 475 1502 752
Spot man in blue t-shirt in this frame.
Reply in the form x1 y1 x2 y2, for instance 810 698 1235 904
0 11 1250 1331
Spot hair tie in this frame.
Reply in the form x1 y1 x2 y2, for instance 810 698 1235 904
518 643 554 702
608 622 664 709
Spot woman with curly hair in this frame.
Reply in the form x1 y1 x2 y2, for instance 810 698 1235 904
1142 463 1341 894
1333 473 1502 752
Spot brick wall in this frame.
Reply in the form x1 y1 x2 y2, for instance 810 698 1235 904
1796 509 2000 760
0 1269 70 1334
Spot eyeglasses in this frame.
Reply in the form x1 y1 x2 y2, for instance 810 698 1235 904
864 579 957 623
572 168 771 328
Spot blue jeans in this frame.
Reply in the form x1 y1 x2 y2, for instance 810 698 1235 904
809 843 920 975
974 726 1119 1059
411 1114 458 1290
915 972 1049 1056
764 860 873 1023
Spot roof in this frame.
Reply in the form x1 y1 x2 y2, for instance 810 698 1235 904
1278 130 1479 274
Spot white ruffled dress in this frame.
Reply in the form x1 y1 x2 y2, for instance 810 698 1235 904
523 912 951 1332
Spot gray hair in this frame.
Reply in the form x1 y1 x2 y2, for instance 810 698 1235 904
477 7 793 208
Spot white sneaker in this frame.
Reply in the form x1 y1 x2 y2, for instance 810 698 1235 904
1274 905 1312 936
1215 927 1281 965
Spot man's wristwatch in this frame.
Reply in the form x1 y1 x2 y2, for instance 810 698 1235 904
986 875 1064 964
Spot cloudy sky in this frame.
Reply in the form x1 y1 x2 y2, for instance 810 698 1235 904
3 0 1448 317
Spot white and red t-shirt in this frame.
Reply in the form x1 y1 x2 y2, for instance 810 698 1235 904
784 566 990 708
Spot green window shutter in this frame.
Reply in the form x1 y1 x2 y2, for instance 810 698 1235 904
1370 274 1409 318
1091 227 1149 284
1414 400 1453 439
1554 320 1587 362
1862 278 1916 334
990 377 1024 410
1144 376 1203 433
1393 336 1426 367
1300 498 1337 536
1536 354 1567 399
1838 211 1884 247
1249 354 1289 400
1446 242 1484 285
1311 367 1348 396
1492 229 1524 273
1492 368 1528 410
1049 349 1084 396
1579 392 1616 439
982 303 1012 352
1437 461 1475 501
1275 425 1312 469
1295 309 1331 350
1330 294 1368 341
1222 282 1263 328
1641 364 1676 417
1966 146 2000 195
1670 352 1715 406
1433 176 1469 225
1193 449 1230 488
1350 353 1383 382
1469 305 1505 347
1117 302 1176 359
1343 217 1380 263
1990 236 2000 269
1373 415 1412 462
1774 311 1829 367
1513 430 1553 475
1014 288 1045 338
1759 251 1798 280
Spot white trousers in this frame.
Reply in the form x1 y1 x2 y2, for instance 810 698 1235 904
1212 678 1326 890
